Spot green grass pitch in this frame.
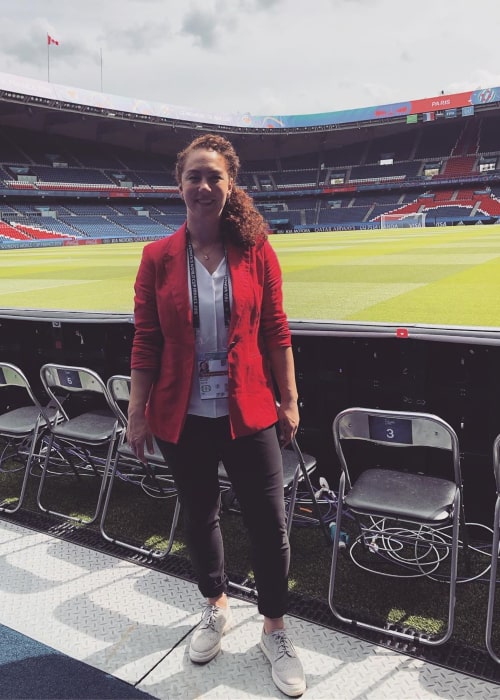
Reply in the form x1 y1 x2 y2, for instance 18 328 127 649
1 225 500 327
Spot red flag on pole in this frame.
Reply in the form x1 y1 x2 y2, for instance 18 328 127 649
47 34 59 46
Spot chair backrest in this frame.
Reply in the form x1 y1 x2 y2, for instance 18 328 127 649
106 374 131 428
493 433 500 494
106 374 168 463
0 362 48 418
40 363 117 420
333 407 462 486
0 362 37 397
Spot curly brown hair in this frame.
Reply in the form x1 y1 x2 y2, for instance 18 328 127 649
175 134 268 248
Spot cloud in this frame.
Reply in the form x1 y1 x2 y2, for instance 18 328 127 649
180 8 220 49
1 0 500 115
179 0 283 50
103 21 172 53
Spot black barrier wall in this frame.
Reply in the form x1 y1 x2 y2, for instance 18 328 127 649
1 309 499 527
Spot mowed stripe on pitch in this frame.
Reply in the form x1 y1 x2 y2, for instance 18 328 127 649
1 227 500 324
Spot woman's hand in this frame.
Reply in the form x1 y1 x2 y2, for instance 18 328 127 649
127 369 156 463
277 399 299 447
127 411 154 463
268 346 300 447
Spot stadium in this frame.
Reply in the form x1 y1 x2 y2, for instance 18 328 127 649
1 68 500 698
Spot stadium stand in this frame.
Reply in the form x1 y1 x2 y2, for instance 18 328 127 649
0 92 500 241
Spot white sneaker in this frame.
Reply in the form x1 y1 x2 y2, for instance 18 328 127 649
189 604 232 663
260 628 306 697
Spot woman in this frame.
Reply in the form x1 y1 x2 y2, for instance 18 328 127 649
127 134 306 697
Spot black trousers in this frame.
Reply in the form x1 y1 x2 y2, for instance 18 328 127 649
157 415 290 619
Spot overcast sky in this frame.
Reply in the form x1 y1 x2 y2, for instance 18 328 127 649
2 0 500 117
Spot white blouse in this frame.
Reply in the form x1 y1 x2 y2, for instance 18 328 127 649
187 255 232 417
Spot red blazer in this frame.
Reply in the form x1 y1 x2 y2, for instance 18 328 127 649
131 223 292 443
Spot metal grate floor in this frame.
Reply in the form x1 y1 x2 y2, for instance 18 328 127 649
0 510 499 699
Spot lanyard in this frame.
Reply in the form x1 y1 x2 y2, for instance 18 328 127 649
186 237 231 331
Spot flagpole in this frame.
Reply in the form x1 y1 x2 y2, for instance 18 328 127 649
46 34 59 82
100 48 103 92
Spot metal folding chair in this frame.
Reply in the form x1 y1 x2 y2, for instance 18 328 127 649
0 362 55 513
330 406 468 646
99 375 180 558
486 432 500 663
219 435 329 595
37 363 121 524
286 438 332 543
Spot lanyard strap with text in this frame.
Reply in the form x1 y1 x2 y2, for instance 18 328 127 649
186 238 231 331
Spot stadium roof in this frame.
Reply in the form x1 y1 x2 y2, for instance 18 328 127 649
1 71 500 162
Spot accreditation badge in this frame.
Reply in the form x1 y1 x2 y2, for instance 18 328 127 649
198 351 229 399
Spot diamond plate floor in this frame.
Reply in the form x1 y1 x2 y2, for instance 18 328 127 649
0 518 499 699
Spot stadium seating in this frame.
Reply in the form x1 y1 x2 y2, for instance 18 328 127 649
414 122 463 158
30 165 114 186
478 115 500 153
273 170 318 188
350 161 418 182
438 156 476 178
59 215 135 239
0 221 29 241
1 112 500 240
364 130 415 163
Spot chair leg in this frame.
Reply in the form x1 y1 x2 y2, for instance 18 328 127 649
458 489 471 573
439 491 460 647
36 432 57 515
37 433 115 525
285 467 300 539
227 578 258 596
91 437 118 524
297 459 331 545
0 440 29 514
486 498 500 663
100 457 180 558
0 421 47 514
328 472 351 625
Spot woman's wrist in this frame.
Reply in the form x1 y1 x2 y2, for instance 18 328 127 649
279 394 298 406
128 403 147 419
